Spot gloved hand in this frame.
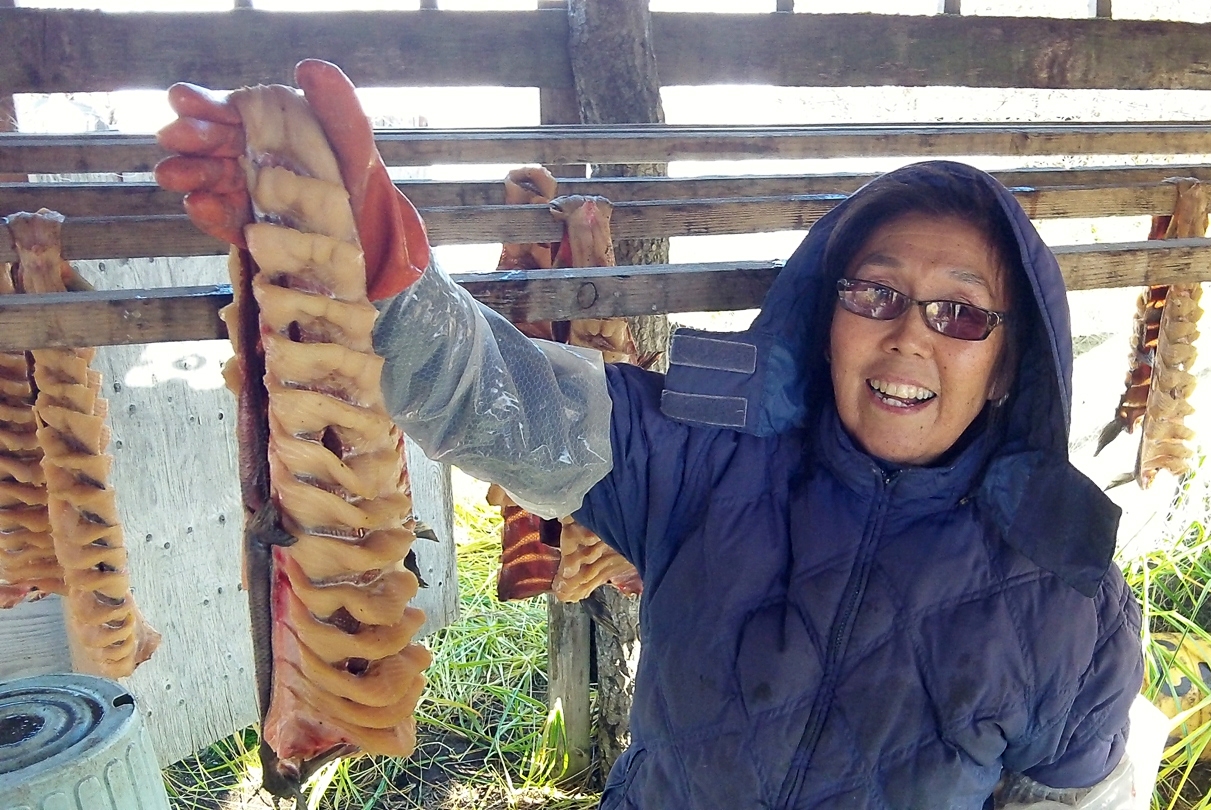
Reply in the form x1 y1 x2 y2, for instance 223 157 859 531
155 59 429 300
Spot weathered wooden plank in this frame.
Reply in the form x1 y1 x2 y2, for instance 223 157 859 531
0 8 572 93
5 241 1211 351
0 595 72 681
8 168 1209 218
2 177 1181 228
0 285 232 350
547 596 592 779
1056 237 1211 290
4 9 1211 93
5 123 1211 175
656 13 1211 89
0 185 1186 263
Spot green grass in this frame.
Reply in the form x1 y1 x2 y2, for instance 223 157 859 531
1120 463 1211 810
164 497 600 809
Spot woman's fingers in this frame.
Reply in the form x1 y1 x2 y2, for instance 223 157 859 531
154 155 246 194
182 190 252 249
167 82 243 126
157 116 245 159
156 82 250 248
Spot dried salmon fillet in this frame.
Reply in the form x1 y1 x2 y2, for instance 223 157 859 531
5 210 159 676
0 261 61 607
487 171 642 603
222 83 429 797
1100 180 1206 487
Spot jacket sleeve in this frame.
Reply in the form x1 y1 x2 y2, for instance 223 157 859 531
1004 570 1144 790
371 263 613 519
573 363 724 581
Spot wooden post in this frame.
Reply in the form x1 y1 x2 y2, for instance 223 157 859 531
547 594 593 779
940 0 961 14
776 0 794 11
567 0 666 783
536 0 593 783
1091 0 1112 17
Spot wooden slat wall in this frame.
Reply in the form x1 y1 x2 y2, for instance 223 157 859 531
6 122 1211 174
0 182 1190 263
7 165 1211 216
2 9 1210 93
5 239 1211 352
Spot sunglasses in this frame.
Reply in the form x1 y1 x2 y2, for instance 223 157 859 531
836 278 1006 341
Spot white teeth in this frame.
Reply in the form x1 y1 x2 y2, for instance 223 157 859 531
869 379 936 402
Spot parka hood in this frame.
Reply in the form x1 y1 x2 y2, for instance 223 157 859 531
661 160 1120 596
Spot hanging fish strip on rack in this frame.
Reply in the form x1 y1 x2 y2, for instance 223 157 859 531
0 260 61 607
489 167 644 603
215 81 429 799
5 209 161 677
1097 179 1207 487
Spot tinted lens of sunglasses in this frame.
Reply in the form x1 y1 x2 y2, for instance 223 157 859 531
921 300 997 340
836 280 911 320
837 279 1001 341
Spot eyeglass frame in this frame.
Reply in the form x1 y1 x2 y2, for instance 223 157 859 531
834 277 1007 342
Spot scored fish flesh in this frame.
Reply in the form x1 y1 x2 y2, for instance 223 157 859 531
221 84 429 797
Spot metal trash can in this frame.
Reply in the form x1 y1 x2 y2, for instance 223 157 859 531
0 673 169 810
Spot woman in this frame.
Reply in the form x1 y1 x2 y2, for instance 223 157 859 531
157 61 1143 809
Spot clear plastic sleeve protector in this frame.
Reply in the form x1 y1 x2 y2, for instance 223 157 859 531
372 262 613 519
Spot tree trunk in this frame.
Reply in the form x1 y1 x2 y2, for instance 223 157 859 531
567 0 670 782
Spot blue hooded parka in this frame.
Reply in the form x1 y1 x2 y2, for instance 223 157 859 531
572 162 1144 810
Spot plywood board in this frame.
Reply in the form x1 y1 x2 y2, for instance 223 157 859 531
0 596 72 682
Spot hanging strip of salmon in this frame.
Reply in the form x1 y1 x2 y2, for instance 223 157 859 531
488 168 643 603
0 260 61 607
220 84 429 797
1097 179 1206 487
5 210 160 677
1135 181 1206 486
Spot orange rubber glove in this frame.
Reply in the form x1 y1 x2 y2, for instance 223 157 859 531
155 59 429 301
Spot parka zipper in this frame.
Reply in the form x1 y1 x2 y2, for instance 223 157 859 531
774 470 894 809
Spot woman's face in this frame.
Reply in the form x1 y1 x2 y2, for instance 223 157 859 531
828 212 1011 467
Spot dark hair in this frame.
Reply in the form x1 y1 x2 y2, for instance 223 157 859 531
822 165 1031 397
825 167 1022 305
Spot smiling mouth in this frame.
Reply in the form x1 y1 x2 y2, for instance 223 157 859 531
867 378 937 409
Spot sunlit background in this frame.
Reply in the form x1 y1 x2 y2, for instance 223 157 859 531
10 0 1211 547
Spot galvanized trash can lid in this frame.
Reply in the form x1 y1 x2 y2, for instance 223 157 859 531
0 673 136 785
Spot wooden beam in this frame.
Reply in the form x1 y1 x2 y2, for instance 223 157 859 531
1091 0 1112 18
0 284 234 350
4 9 1211 92
6 122 1211 175
4 240 1211 351
657 13 1211 89
6 166 1211 217
0 185 1184 262
0 8 572 93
